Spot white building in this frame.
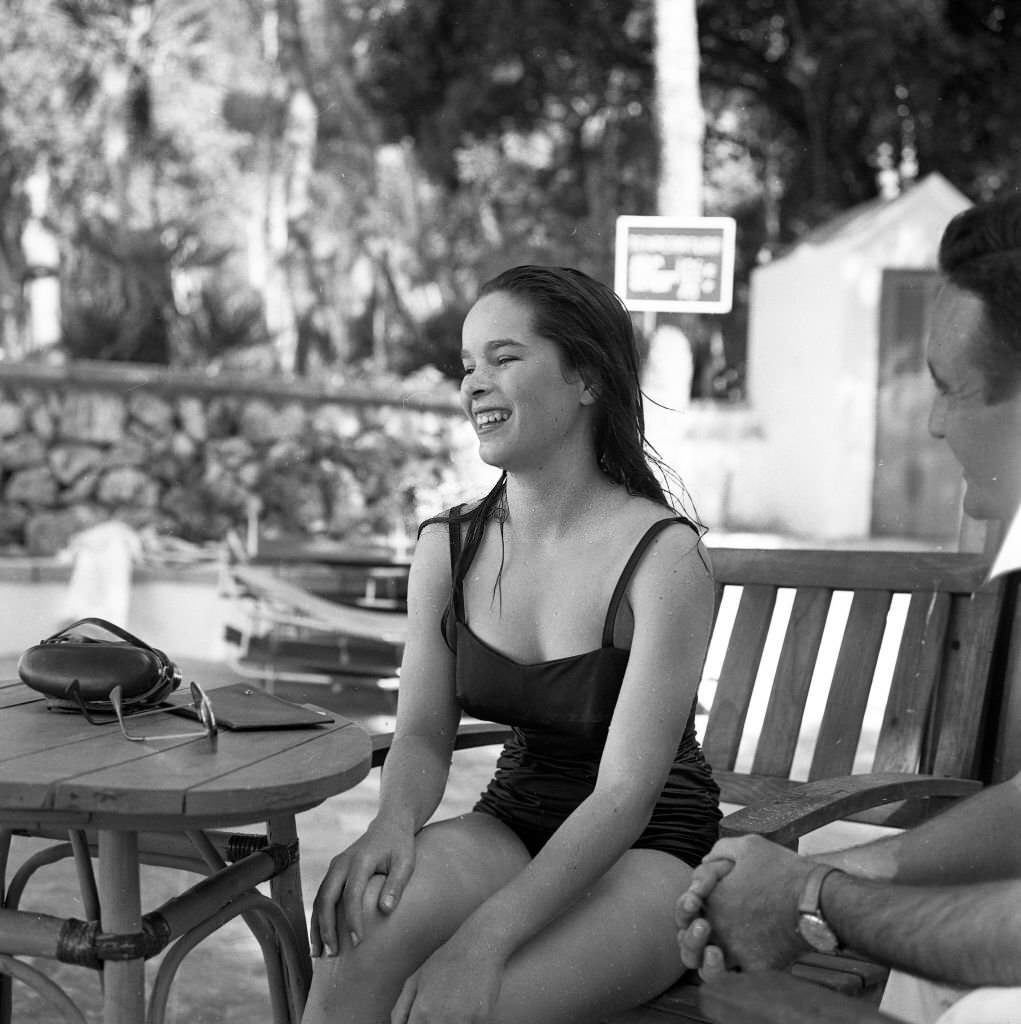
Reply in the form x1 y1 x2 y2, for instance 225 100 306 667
675 172 972 542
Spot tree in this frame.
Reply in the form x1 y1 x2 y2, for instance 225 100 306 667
697 0 1021 242
345 0 1021 384
642 0 709 476
0 0 263 364
3 0 1020 383
362 0 659 291
656 0 702 218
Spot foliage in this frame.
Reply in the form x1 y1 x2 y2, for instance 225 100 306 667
2 0 1020 384
1 0 259 363
697 0 1021 246
362 0 658 288
394 303 471 381
177 280 271 366
358 0 1021 379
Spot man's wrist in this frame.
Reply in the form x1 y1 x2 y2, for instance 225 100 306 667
796 864 845 954
813 841 900 882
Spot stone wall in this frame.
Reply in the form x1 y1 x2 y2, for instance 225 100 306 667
0 361 486 556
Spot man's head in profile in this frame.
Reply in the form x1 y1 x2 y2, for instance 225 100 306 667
929 194 1021 573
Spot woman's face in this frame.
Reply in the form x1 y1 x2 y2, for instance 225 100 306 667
460 291 594 471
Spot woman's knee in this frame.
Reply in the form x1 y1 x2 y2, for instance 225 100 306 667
347 814 530 951
306 815 531 1020
305 872 439 1020
411 813 531 894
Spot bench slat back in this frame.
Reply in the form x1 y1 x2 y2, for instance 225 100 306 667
810 589 893 779
703 584 776 770
874 590 951 773
700 548 1000 817
749 587 830 778
929 586 1004 778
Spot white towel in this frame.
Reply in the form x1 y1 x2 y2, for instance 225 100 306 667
60 521 142 627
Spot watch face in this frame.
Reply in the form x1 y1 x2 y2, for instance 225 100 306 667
798 913 839 954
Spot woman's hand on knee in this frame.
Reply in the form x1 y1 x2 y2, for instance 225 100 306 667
311 823 416 957
310 848 355 958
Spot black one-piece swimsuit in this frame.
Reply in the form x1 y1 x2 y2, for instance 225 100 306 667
429 506 721 866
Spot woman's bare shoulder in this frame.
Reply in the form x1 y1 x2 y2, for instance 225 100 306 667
617 493 704 540
410 517 454 586
613 496 711 580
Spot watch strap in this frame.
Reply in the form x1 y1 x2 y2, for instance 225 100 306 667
798 864 841 916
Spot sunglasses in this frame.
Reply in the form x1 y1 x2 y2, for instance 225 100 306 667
68 680 218 744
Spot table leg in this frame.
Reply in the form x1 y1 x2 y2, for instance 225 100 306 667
267 816 309 959
0 828 11 1024
267 815 312 991
98 830 145 1024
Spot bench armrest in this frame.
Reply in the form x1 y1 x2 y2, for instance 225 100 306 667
372 729 980 849
720 771 981 847
371 722 513 768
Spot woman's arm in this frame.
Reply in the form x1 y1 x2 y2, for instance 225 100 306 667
374 521 462 835
460 526 715 958
312 521 461 953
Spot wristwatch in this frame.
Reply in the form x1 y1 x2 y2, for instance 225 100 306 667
796 864 843 954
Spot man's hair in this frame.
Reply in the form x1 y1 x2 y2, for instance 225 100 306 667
938 193 1021 402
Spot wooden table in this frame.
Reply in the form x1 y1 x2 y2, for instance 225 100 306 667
0 678 372 1024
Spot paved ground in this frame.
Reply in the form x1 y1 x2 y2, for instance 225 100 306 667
2 657 498 1022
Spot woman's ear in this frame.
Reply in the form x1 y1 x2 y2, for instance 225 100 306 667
578 369 599 405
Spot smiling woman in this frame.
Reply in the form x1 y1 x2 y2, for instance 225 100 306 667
302 266 720 1024
459 293 597 476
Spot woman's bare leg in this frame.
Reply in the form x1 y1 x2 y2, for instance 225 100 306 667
301 812 530 1024
493 848 693 1024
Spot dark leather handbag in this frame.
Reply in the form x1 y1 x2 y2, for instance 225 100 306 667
18 617 182 712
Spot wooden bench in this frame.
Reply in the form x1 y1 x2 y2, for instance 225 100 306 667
696 970 904 1024
369 546 1015 1023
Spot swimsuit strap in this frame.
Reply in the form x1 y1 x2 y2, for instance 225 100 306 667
601 517 690 648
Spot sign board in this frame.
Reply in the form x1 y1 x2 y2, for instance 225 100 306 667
614 215 736 313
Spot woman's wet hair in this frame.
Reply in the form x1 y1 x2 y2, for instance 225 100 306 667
446 266 704 599
939 194 1021 403
477 265 693 508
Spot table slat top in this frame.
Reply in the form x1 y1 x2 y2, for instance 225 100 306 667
0 679 371 828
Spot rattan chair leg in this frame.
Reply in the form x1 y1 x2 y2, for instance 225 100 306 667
147 893 305 1024
68 831 101 923
0 955 86 1024
0 830 10 901
3 843 74 911
0 830 10 1024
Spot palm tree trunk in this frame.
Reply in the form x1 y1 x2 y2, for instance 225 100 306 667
655 0 703 218
643 0 705 478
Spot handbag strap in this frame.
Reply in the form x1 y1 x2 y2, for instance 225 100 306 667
45 617 158 653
